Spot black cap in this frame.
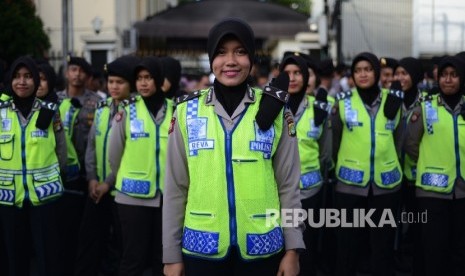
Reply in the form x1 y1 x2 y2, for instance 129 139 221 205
397 57 424 87
135 57 164 92
7 56 40 95
207 18 255 68
105 55 140 92
380 57 398 71
67 56 92 76
351 52 381 84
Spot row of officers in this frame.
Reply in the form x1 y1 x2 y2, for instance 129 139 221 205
1 18 465 276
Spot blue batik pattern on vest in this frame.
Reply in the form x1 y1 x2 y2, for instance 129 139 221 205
121 178 150 195
381 168 401 185
35 181 63 201
301 170 322 188
421 173 448 187
246 227 284 256
339 166 364 183
182 227 219 255
0 189 14 203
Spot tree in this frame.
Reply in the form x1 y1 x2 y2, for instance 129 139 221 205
0 0 51 65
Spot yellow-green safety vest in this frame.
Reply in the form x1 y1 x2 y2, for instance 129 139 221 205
177 88 284 260
336 89 402 188
295 95 324 189
59 98 80 180
115 96 173 198
416 94 465 193
0 99 63 207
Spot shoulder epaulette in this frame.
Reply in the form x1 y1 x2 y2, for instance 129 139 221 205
336 90 352 101
0 99 11 108
97 100 109 109
419 93 433 102
121 96 138 107
38 100 58 111
175 90 202 105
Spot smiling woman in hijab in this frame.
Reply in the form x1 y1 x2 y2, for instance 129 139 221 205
163 18 304 276
404 55 465 276
0 56 67 276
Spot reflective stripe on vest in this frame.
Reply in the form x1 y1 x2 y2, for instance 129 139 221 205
59 99 80 180
177 88 284 260
296 95 323 189
336 88 402 188
115 96 173 198
0 103 63 207
416 95 465 193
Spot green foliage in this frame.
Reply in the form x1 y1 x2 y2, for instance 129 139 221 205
0 0 51 65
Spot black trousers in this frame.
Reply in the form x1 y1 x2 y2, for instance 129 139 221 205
56 182 87 276
117 203 163 276
74 193 121 276
416 197 465 276
183 246 283 276
335 191 400 276
0 201 61 276
299 190 322 276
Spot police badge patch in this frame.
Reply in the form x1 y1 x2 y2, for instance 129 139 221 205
187 117 214 156
284 111 296 137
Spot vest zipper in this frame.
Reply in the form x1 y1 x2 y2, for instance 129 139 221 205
18 112 29 201
369 116 375 183
225 130 237 246
155 124 161 193
453 115 460 187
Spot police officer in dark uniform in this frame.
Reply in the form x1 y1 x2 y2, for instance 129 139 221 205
56 56 101 275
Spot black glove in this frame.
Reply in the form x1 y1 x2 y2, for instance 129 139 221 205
70 97 82 108
314 87 329 127
255 72 290 130
35 101 58 130
384 81 404 120
429 82 440 95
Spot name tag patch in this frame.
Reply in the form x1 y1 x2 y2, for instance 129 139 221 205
130 119 149 139
31 130 48 138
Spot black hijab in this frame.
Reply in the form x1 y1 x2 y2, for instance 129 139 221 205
207 18 255 116
351 52 381 105
279 55 309 115
437 56 465 109
397 57 424 108
7 56 40 117
134 57 165 115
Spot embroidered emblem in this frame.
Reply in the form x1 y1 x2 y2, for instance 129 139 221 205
168 117 176 135
250 122 275 159
284 111 296 137
187 117 214 155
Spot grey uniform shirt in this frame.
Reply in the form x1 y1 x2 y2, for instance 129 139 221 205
332 92 403 196
162 89 305 264
85 100 119 183
404 97 465 199
294 96 332 200
57 89 101 172
108 101 171 207
12 99 67 174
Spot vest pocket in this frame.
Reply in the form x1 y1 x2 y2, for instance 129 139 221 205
0 134 14 160
0 174 15 205
32 169 63 202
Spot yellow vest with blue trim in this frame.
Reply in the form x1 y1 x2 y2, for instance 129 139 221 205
59 98 80 180
94 98 116 195
0 99 63 207
115 96 173 198
336 89 402 188
177 88 284 260
296 95 324 189
416 94 465 193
